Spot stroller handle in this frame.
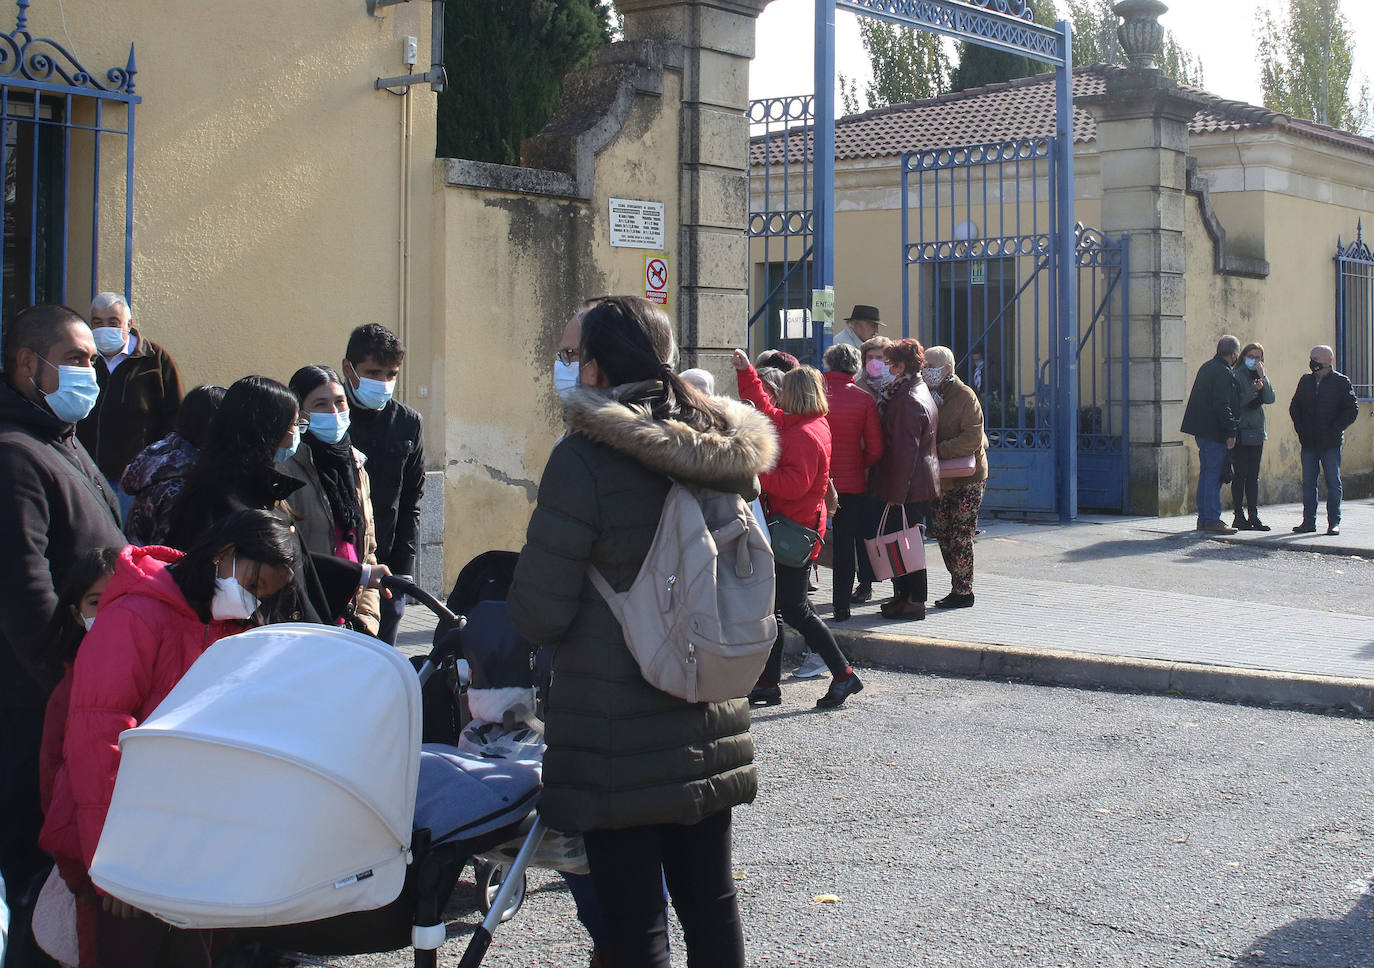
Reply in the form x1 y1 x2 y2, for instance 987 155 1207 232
380 574 461 630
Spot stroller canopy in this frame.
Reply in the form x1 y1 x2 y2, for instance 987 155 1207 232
90 624 422 929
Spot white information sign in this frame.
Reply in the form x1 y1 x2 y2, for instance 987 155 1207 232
609 197 666 249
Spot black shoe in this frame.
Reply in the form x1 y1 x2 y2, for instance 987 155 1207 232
1328 525 1341 536
1249 517 1271 532
1232 515 1248 531
831 609 851 622
1292 521 1317 534
934 592 975 609
747 683 781 706
815 672 863 709
850 582 872 605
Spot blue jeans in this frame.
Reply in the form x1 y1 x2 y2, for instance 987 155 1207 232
1195 438 1228 525
1300 446 1343 527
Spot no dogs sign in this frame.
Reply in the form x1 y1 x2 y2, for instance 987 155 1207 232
645 255 670 307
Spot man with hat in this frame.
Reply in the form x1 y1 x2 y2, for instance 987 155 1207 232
834 304 883 351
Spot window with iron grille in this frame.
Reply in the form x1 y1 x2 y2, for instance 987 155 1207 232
1335 224 1374 400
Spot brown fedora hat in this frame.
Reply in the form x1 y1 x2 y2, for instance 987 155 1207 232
844 304 883 325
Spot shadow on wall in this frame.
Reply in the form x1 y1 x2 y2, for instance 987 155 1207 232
1233 890 1374 967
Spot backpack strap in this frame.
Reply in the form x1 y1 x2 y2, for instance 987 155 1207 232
587 566 629 625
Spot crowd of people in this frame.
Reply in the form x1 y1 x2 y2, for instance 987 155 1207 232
0 300 425 966
1183 335 1358 535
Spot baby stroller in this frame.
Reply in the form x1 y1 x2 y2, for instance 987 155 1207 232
87 571 552 968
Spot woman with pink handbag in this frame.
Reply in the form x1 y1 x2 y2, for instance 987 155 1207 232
866 339 940 620
924 346 989 609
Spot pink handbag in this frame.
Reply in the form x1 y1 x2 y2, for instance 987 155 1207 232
939 455 976 478
864 503 927 580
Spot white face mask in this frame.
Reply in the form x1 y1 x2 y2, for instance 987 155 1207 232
92 326 127 356
553 359 579 400
211 556 261 621
82 614 96 632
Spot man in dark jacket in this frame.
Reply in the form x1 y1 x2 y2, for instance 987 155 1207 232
342 324 425 644
1180 334 1242 533
0 304 125 958
1289 345 1359 535
76 291 184 519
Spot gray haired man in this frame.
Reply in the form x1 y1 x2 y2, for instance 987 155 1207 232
1289 345 1358 535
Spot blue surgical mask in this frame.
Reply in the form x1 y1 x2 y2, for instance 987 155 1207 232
92 326 127 356
351 375 395 410
308 410 351 445
1244 357 1259 370
275 427 300 463
34 357 100 423
553 359 579 400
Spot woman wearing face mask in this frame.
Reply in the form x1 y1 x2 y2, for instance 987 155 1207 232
39 510 296 966
1229 342 1276 531
168 376 386 630
922 346 988 609
279 365 381 636
867 338 940 619
854 336 894 404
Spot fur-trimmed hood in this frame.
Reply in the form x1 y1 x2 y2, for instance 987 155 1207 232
562 385 778 494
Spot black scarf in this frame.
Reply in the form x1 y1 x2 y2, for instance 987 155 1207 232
304 432 365 545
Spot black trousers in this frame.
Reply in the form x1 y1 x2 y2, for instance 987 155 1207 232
582 808 744 968
764 562 850 683
831 492 877 612
1229 442 1263 518
1 705 57 968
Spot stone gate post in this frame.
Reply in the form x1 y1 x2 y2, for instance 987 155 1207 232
616 0 772 376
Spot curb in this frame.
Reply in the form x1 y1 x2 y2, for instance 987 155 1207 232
827 629 1374 717
1209 533 1373 558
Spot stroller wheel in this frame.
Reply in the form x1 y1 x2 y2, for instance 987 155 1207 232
475 860 526 923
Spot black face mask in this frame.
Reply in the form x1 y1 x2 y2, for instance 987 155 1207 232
1310 359 1324 372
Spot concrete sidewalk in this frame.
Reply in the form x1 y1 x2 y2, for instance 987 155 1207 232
397 500 1374 715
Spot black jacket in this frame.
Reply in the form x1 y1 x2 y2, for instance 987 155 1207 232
0 380 125 709
509 386 777 834
1180 355 1240 443
76 331 183 479
1289 370 1359 452
347 395 424 576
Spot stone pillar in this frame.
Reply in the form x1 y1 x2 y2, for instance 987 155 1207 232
1080 1 1206 515
617 0 772 376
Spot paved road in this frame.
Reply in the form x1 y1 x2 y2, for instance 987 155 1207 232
335 668 1374 968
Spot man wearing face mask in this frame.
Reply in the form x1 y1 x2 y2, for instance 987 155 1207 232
342 325 424 645
1289 345 1359 536
0 304 125 962
76 292 184 520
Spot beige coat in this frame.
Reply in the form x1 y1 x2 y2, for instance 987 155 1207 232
278 445 381 635
933 375 989 483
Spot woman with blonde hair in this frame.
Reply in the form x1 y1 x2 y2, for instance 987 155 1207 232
923 345 988 608
733 350 862 709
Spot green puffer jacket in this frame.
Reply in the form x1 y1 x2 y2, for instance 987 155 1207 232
509 383 779 834
1231 364 1276 439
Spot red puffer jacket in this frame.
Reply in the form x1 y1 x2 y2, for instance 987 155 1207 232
737 366 831 552
39 545 249 870
822 370 883 493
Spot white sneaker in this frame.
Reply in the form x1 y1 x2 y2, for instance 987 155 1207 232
793 652 828 679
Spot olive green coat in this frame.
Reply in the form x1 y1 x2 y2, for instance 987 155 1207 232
509 386 778 834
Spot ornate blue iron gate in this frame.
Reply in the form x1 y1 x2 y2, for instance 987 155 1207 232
899 139 1129 512
0 0 138 332
1336 223 1374 400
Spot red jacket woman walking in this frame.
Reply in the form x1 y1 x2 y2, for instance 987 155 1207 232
734 350 862 709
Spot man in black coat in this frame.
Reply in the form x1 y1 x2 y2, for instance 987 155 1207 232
1289 345 1359 535
342 324 425 644
1180 334 1242 533
0 304 125 957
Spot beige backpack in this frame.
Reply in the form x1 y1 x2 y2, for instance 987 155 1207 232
589 481 777 703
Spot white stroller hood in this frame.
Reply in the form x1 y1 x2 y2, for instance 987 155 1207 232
89 624 422 929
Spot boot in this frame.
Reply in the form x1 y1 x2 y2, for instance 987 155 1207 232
1231 512 1248 531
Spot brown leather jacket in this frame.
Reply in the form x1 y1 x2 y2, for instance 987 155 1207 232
869 376 941 505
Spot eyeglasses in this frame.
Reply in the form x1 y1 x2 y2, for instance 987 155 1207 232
557 347 580 366
294 418 311 433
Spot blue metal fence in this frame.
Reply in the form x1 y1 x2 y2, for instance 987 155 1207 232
0 0 137 333
1336 223 1374 400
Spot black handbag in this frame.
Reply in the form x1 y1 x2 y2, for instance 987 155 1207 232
1239 427 1264 447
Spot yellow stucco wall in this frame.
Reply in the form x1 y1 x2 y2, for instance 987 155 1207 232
437 68 684 579
48 1 437 410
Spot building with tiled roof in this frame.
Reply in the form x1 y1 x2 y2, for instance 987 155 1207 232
748 64 1374 514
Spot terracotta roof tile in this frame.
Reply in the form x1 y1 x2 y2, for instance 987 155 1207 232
750 65 1374 166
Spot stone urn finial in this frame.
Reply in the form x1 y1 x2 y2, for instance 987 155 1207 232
1114 0 1168 71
